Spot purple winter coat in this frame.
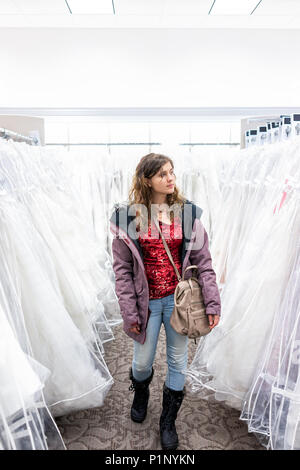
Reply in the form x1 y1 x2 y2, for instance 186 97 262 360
109 199 221 345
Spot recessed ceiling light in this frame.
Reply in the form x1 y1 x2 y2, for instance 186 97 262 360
210 0 261 15
253 0 300 16
66 0 114 15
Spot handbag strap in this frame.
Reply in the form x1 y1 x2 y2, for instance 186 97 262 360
152 215 182 282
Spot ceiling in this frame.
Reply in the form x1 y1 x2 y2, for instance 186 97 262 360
0 0 300 28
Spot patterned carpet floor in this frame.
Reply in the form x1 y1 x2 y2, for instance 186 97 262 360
55 323 264 450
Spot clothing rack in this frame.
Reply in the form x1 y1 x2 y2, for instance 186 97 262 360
180 143 239 146
46 142 161 146
246 116 281 124
0 127 39 145
46 142 239 146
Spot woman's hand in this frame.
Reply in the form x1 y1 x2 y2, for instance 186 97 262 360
129 325 141 335
208 314 220 329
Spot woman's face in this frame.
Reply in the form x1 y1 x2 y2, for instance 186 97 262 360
147 161 175 195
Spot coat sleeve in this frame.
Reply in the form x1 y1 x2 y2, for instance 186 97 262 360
189 219 221 316
111 236 141 328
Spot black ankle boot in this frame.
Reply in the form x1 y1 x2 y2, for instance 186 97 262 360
129 367 154 423
159 383 185 450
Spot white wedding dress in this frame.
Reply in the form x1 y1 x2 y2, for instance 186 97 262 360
0 303 65 450
0 197 113 417
184 140 300 423
0 140 115 425
241 234 300 449
181 146 237 241
32 144 122 330
0 211 65 449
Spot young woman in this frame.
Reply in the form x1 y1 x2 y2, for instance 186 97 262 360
110 153 221 450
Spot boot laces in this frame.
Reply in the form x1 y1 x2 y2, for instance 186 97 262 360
129 369 153 393
129 382 148 392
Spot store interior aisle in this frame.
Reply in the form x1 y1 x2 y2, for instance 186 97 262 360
55 323 263 451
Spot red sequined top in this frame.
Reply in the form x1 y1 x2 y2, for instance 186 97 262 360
138 216 183 299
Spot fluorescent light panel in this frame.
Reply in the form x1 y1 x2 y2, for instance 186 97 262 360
210 0 262 15
164 0 214 16
113 0 164 15
0 0 68 14
253 0 300 16
114 0 213 16
67 0 114 15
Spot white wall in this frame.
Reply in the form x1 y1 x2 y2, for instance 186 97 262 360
1 28 300 108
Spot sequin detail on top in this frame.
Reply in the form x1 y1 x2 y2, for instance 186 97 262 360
138 216 183 299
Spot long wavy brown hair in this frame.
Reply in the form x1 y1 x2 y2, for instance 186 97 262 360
128 153 187 231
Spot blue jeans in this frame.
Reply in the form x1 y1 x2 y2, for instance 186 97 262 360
132 293 188 391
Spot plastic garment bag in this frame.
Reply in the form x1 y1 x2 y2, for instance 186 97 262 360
184 140 300 449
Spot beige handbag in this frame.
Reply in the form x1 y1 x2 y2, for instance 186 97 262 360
153 216 211 343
